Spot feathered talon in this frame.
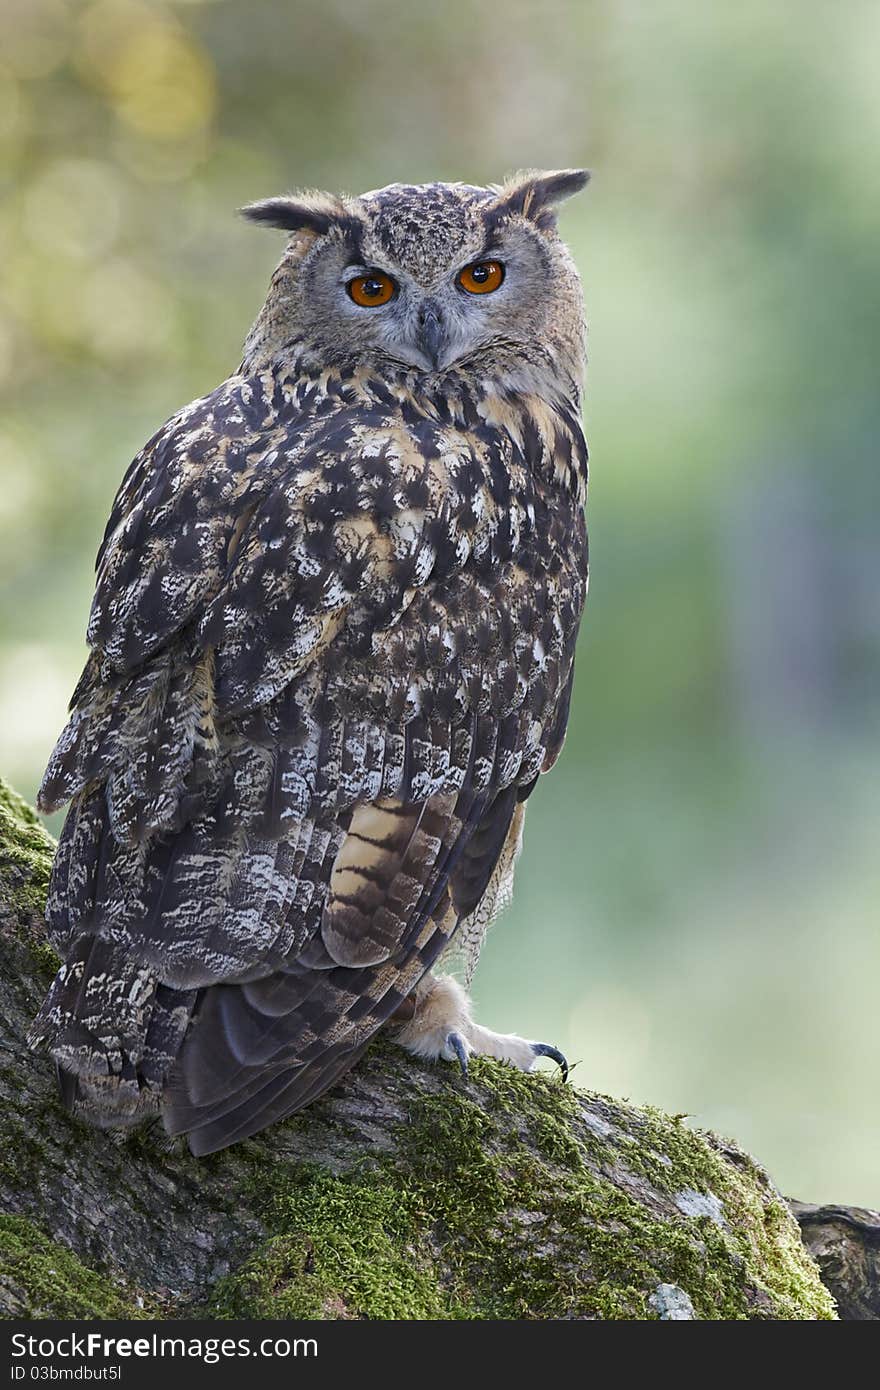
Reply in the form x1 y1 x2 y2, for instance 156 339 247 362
396 974 570 1082
530 1042 569 1082
446 1030 470 1077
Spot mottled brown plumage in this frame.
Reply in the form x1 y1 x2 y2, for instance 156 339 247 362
31 171 590 1154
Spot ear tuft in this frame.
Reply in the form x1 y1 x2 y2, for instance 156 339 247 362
240 190 350 237
491 168 590 230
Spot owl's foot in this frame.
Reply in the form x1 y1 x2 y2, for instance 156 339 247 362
393 974 568 1080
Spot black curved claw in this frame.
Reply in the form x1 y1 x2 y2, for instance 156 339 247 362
446 1031 470 1077
531 1042 569 1083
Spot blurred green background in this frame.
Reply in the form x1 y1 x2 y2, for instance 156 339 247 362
1 0 878 1205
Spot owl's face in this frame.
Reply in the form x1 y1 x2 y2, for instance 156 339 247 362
243 172 588 396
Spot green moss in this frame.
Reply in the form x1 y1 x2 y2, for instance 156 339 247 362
0 1214 151 1319
0 777 59 978
0 772 59 978
207 1169 464 1319
203 1056 835 1321
0 778 55 909
611 1105 835 1318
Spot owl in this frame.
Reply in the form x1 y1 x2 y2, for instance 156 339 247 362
30 170 590 1156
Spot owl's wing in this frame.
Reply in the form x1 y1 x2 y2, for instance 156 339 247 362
88 377 295 676
40 375 549 812
38 372 304 818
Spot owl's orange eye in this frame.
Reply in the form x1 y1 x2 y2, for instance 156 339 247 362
347 272 396 307
457 260 505 295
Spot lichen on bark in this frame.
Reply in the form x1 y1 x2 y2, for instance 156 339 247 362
0 775 836 1320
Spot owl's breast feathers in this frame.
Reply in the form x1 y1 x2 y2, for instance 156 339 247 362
33 365 588 1152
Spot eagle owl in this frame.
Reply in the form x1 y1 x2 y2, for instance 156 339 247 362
31 170 590 1155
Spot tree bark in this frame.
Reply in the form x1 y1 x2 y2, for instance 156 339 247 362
0 777 859 1320
792 1203 880 1321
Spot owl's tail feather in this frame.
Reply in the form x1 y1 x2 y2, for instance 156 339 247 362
177 1043 373 1157
28 933 197 1128
162 788 521 1155
167 884 464 1156
164 897 458 1157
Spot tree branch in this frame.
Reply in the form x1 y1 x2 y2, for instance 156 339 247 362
791 1202 880 1320
0 777 848 1320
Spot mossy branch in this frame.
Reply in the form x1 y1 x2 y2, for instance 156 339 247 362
0 776 865 1320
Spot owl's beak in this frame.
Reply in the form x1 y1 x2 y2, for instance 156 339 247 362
416 300 446 370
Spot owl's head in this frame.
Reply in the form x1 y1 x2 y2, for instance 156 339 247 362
241 171 588 397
